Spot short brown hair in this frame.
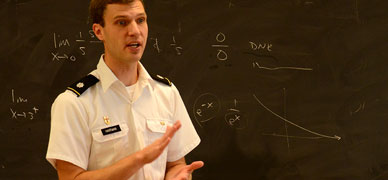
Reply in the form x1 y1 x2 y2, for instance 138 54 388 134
89 0 145 27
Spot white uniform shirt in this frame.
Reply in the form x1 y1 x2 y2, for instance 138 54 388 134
46 55 201 180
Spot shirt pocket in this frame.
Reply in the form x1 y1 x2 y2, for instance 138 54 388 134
145 118 173 144
91 122 129 162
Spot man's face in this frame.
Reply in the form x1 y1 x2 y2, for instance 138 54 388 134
94 1 148 64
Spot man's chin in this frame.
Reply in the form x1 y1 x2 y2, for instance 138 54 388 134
122 54 143 63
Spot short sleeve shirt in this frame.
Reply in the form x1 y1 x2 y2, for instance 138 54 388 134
46 55 201 180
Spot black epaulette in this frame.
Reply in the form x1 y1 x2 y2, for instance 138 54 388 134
151 74 172 86
67 74 99 97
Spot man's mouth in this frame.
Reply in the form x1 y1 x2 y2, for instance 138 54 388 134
127 42 140 48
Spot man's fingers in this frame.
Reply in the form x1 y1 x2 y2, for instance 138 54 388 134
140 121 183 164
158 120 182 149
163 120 182 139
159 137 171 150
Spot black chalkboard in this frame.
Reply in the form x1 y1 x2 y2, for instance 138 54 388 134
1 0 388 179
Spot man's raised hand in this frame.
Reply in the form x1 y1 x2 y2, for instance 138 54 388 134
138 120 182 164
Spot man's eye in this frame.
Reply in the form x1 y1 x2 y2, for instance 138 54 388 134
137 18 146 24
118 20 127 26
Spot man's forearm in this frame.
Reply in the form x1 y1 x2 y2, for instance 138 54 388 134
78 152 145 180
57 151 146 180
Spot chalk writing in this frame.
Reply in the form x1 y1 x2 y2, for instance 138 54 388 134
350 101 366 115
246 52 314 71
212 32 229 61
224 99 246 129
170 35 183 55
151 35 184 55
10 89 39 120
249 41 272 52
51 52 76 61
253 61 313 71
261 133 325 139
150 37 161 53
12 89 27 103
51 31 101 62
10 108 39 120
88 30 96 39
282 88 290 152
253 94 341 140
53 33 70 48
75 32 87 55
193 93 221 127
193 95 247 129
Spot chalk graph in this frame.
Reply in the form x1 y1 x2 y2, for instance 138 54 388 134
253 94 341 140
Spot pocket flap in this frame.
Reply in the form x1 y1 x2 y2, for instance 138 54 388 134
146 119 172 133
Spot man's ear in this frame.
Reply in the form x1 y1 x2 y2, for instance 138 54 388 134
93 23 104 41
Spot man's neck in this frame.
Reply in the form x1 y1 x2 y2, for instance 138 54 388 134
104 55 139 86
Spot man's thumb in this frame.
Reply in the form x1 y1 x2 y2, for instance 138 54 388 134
188 161 204 172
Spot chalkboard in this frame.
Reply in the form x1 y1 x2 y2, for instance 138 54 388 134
1 0 388 179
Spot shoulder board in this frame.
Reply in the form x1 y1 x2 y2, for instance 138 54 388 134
67 74 99 97
151 74 172 86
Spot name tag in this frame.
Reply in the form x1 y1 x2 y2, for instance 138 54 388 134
101 125 121 136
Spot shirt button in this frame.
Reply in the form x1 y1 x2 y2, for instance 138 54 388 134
160 121 165 126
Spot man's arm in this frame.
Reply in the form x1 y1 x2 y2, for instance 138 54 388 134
56 121 181 180
165 157 204 180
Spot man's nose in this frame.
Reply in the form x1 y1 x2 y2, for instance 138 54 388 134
127 21 140 37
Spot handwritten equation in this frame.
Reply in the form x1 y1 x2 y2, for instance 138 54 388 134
49 29 314 72
193 93 246 129
9 89 39 120
150 34 183 55
150 31 314 71
211 32 230 61
193 91 342 143
51 31 101 62
224 98 246 130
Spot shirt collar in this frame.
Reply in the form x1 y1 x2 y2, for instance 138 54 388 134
96 54 154 92
137 60 153 85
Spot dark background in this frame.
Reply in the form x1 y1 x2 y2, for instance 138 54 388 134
1 0 388 179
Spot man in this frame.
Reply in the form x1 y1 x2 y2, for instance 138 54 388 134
46 0 203 179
